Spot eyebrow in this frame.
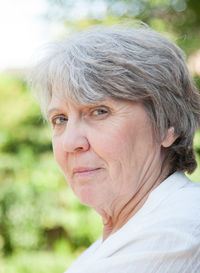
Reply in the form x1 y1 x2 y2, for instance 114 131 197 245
47 103 107 118
47 108 61 118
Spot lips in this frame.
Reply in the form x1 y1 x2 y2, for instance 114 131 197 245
72 167 101 177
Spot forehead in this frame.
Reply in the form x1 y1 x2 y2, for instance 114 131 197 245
48 91 104 109
49 84 106 107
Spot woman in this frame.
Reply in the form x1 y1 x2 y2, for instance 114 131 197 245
31 25 200 273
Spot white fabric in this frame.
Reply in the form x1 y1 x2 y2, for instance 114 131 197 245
64 172 200 273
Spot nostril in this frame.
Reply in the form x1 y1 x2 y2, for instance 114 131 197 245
75 146 84 152
63 136 90 153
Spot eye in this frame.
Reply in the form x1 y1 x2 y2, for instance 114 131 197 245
51 115 68 127
91 107 109 117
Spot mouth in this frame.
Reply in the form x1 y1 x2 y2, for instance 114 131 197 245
72 167 101 178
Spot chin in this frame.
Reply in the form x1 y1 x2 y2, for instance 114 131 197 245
75 185 100 207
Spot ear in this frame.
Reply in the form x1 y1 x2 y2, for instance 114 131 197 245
161 127 178 148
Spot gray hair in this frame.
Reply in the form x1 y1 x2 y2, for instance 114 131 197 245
30 24 200 174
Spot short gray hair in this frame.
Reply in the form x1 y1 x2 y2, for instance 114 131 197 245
30 24 200 174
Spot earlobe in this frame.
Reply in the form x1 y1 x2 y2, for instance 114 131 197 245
161 127 178 148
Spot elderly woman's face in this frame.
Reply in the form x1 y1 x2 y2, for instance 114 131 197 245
48 95 163 211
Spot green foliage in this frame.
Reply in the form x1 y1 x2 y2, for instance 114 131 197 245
1 1 200 269
194 75 200 91
1 251 74 273
0 69 199 271
45 0 200 53
0 73 101 272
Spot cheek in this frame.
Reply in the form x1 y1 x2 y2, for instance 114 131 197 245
52 137 65 170
96 120 155 171
90 130 121 158
90 126 133 172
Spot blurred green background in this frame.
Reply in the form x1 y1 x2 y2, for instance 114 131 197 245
0 0 200 272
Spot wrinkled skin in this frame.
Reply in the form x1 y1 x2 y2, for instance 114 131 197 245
48 95 176 240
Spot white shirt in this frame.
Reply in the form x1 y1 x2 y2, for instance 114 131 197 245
64 172 200 273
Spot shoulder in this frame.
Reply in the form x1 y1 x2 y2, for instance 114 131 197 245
160 172 200 216
139 172 200 238
109 173 200 259
149 171 200 212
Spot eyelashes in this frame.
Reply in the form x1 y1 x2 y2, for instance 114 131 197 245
51 115 68 127
90 107 109 117
50 105 110 128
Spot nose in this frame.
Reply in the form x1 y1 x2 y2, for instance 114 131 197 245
62 121 90 153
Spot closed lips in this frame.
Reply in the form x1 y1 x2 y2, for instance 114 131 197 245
73 167 101 175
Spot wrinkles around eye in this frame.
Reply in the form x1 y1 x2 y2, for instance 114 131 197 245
90 106 110 118
51 115 68 127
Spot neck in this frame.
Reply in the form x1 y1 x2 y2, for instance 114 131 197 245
100 166 170 241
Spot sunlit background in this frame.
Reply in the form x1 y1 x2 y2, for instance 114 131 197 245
0 0 200 272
